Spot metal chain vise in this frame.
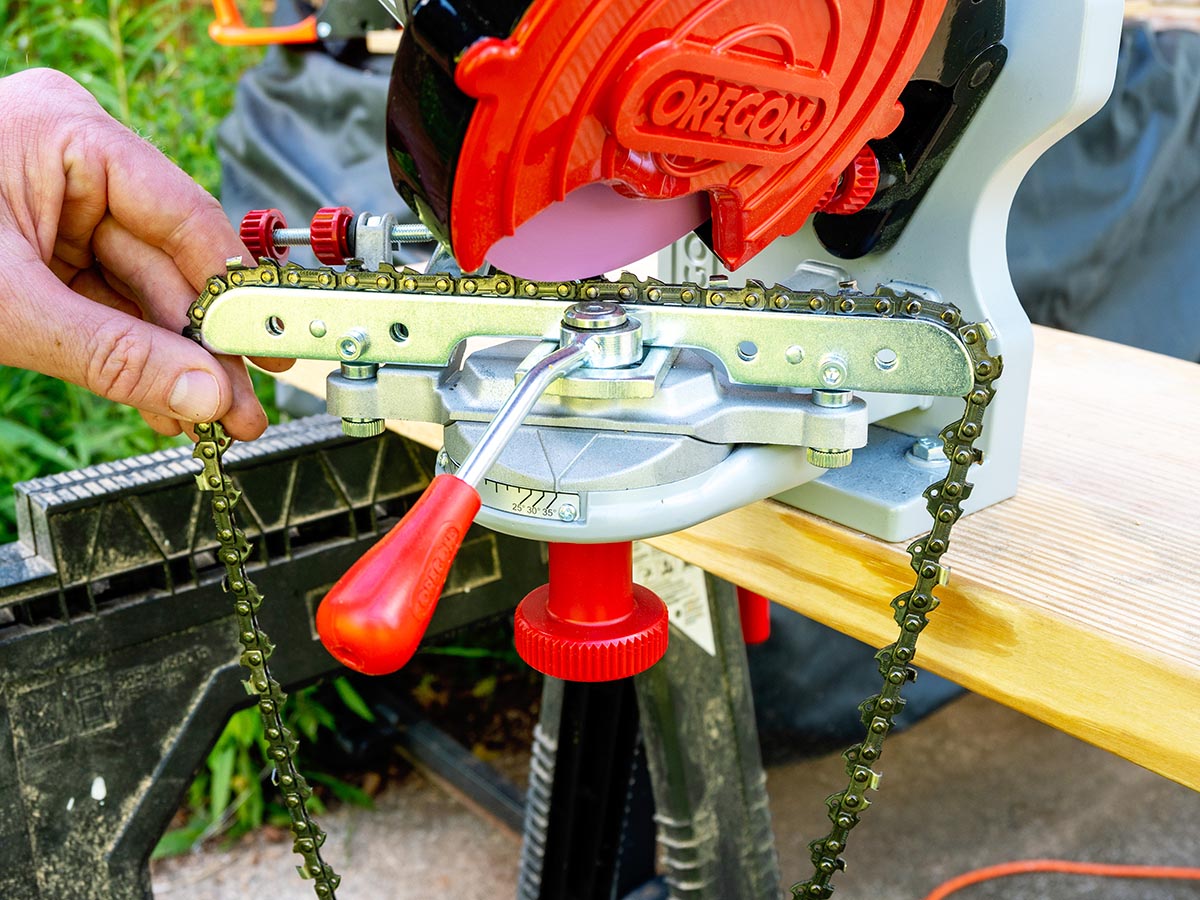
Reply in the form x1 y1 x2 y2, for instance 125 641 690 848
186 259 1000 898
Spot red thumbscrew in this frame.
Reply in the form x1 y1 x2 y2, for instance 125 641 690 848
239 208 289 264
815 146 881 216
310 206 355 265
514 542 669 682
316 474 480 675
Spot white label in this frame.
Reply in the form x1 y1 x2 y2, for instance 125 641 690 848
633 543 715 656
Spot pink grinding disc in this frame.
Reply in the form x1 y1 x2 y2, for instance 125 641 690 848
483 182 710 281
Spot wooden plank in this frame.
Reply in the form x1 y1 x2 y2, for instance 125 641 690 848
273 325 1200 788
1126 0 1200 27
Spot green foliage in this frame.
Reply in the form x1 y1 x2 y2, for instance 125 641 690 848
0 370 184 542
154 677 378 858
0 0 265 194
0 368 277 543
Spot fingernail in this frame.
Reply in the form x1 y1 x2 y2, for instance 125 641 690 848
169 370 221 421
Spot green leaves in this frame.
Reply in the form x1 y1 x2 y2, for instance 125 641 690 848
153 680 375 859
0 371 183 542
0 0 265 194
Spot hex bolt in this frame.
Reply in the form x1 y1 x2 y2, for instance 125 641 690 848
907 435 949 467
819 354 848 388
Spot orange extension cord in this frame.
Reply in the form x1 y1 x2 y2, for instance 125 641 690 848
922 859 1200 900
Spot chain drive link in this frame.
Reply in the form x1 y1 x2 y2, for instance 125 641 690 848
188 259 1001 897
191 422 342 899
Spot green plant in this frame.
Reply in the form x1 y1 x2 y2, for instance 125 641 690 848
1 0 265 194
154 677 378 858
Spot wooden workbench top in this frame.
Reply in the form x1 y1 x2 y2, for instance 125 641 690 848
276 325 1200 790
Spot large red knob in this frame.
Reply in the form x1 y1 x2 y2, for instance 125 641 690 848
239 208 289 263
310 206 354 265
514 542 669 682
316 474 481 675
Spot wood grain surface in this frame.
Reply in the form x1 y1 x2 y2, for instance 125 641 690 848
274 325 1200 789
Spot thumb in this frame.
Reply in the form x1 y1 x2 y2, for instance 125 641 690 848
1 260 235 424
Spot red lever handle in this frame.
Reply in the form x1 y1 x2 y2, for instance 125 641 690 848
316 474 481 675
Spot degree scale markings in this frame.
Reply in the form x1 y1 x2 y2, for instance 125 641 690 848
479 478 582 520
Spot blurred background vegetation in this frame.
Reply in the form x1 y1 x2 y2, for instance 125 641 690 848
0 0 274 546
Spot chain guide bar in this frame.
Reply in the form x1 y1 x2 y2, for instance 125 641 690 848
185 261 1000 897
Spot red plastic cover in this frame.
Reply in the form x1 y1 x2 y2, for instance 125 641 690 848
450 0 946 274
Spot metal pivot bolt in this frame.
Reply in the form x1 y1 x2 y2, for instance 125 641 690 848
807 389 854 469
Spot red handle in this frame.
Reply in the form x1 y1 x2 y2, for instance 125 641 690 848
316 474 481 675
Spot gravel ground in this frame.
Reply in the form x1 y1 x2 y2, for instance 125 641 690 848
154 693 1200 900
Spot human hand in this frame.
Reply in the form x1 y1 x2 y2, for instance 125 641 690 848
0 68 291 441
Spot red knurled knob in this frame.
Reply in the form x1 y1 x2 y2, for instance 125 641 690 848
815 146 880 216
513 542 669 682
239 208 289 264
310 206 354 265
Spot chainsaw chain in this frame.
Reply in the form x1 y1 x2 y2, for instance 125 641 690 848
190 422 341 899
187 259 1001 898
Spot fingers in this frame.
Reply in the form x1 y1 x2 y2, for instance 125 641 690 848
66 116 247 294
139 408 183 437
0 252 266 440
251 356 296 373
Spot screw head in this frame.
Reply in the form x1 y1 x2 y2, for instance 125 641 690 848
563 302 626 330
785 345 805 365
337 329 369 361
909 435 947 463
437 450 450 470
819 355 848 388
558 503 579 522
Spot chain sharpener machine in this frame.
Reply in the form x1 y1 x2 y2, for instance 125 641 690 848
190 0 1119 892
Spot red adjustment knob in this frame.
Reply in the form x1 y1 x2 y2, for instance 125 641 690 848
316 474 482 675
514 542 668 682
239 208 289 263
310 206 354 265
815 146 881 216
736 587 771 645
